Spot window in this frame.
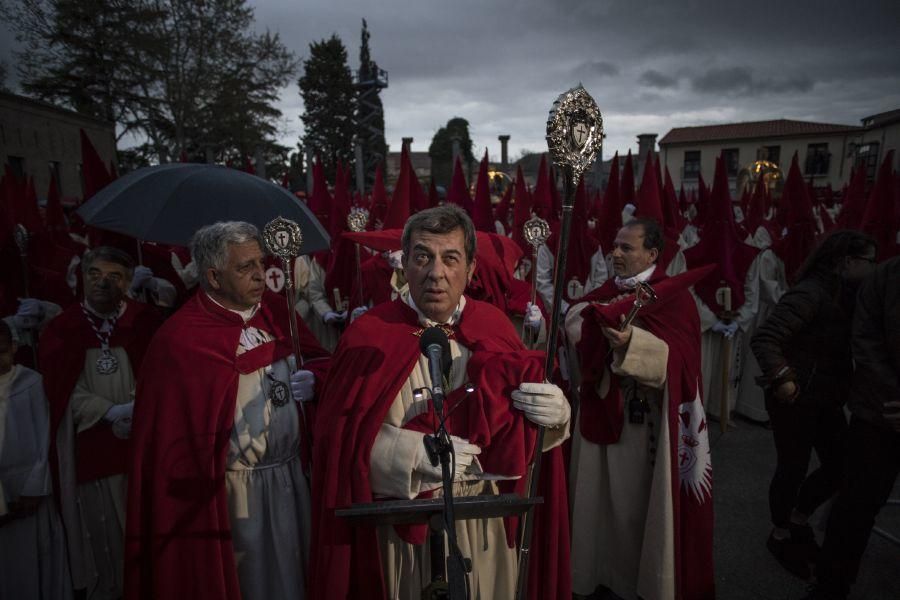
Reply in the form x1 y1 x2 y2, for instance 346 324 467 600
756 145 781 165
48 161 61 186
683 150 701 179
855 143 880 182
722 148 740 177
804 143 830 176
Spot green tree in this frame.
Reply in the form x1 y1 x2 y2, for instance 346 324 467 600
299 34 357 182
8 0 296 176
356 19 387 189
428 117 475 189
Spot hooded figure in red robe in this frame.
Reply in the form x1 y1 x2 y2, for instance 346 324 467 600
310 205 571 600
125 222 329 600
565 219 715 600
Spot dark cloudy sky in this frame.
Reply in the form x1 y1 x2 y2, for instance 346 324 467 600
3 0 900 161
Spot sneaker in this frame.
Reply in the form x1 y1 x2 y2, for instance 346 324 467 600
767 531 811 579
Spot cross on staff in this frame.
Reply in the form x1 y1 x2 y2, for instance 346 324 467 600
268 269 282 288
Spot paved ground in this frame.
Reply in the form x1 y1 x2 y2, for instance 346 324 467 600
710 416 900 600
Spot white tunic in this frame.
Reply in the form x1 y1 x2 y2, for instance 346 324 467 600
225 316 310 600
0 365 72 599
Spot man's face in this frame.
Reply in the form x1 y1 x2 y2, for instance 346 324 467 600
611 225 658 278
0 335 15 376
84 259 130 313
403 228 475 323
206 240 266 310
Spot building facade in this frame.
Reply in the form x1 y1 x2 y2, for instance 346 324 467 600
0 91 117 202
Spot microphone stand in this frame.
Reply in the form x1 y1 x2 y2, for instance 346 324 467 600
420 385 471 600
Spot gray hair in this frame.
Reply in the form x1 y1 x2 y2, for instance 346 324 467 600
401 204 477 264
82 246 135 280
190 221 263 291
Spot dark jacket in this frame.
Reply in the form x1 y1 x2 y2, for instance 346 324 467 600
750 270 856 406
849 256 900 429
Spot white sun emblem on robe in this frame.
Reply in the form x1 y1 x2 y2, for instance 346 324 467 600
678 383 713 504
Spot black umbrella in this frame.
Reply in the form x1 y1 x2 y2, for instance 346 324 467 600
77 163 330 252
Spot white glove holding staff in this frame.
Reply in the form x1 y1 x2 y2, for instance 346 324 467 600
524 301 543 331
711 320 739 339
511 382 570 428
417 434 482 481
290 370 316 403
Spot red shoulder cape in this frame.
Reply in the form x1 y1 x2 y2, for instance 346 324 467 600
40 299 164 485
576 269 715 599
309 298 570 600
124 290 329 600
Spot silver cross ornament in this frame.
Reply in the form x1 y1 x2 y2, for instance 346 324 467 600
546 84 604 187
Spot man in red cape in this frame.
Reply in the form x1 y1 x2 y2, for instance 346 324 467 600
310 205 571 599
39 246 164 599
565 218 715 600
125 222 329 600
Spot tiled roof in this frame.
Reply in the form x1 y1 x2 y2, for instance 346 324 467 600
861 108 900 128
658 119 861 145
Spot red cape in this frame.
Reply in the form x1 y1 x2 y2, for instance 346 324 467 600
309 298 570 600
576 266 715 600
40 299 164 485
124 290 329 600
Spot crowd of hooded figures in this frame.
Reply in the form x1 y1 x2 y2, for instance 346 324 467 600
1 146 897 600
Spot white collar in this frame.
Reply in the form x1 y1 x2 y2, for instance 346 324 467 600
615 264 656 291
406 294 466 327
206 293 259 323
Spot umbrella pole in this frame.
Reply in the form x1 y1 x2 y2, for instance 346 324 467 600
135 239 147 303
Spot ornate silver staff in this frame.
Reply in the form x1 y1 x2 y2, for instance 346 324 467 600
521 216 550 348
14 224 39 368
516 85 603 600
262 216 312 462
347 207 369 308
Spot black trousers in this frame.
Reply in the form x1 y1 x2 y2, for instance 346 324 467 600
767 396 847 528
816 416 900 597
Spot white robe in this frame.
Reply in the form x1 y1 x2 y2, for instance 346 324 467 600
302 255 343 352
0 365 72 600
696 250 785 423
226 323 310 600
565 309 676 600
370 297 569 599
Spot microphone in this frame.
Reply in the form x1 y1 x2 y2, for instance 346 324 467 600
419 327 452 414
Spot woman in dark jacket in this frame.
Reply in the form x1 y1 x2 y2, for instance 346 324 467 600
750 230 876 579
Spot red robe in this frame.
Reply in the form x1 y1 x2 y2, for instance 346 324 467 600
576 266 715 600
309 297 570 600
40 299 164 487
124 290 329 600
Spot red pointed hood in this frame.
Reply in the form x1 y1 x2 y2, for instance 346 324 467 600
836 165 868 229
79 129 112 201
384 148 413 230
553 178 599 302
773 153 819 282
329 160 352 237
859 150 898 258
427 179 440 208
663 167 687 235
368 163 389 229
595 153 622 255
744 175 772 240
45 173 67 234
634 150 664 225
531 155 552 219
446 156 473 214
620 150 636 209
684 155 760 311
308 158 332 231
694 172 710 229
495 182 513 231
405 149 429 213
512 164 533 252
472 152 494 231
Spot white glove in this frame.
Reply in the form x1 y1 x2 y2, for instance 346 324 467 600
350 306 368 322
524 302 542 331
323 310 347 324
387 250 404 269
559 299 570 317
104 401 134 423
171 252 199 289
12 298 45 329
290 369 316 403
511 382 571 428
130 265 156 293
711 320 739 339
417 435 482 481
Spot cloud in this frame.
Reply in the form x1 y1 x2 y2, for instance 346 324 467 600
691 67 814 96
572 60 620 79
639 69 678 89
